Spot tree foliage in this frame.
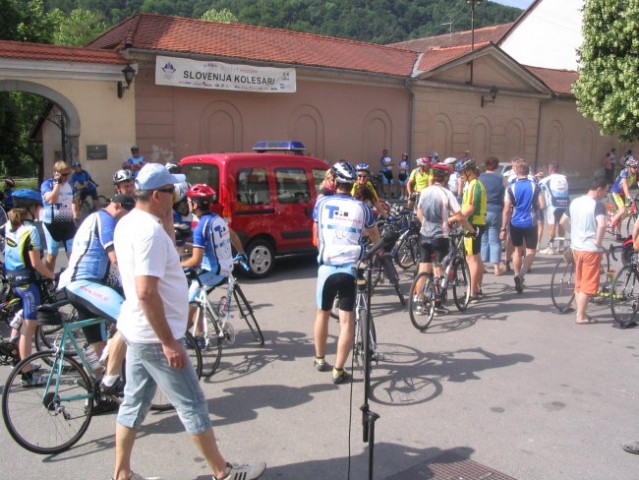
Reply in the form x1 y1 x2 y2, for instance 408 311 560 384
574 0 639 142
201 8 237 23
50 8 108 46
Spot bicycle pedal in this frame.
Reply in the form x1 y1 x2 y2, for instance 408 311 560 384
371 352 384 362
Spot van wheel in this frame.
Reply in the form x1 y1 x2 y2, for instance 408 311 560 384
246 239 275 278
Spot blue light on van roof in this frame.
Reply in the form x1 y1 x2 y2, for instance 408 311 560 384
253 140 306 152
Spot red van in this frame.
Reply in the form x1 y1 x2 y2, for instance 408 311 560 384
179 149 329 277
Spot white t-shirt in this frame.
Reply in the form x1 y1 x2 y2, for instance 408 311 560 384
567 194 605 252
114 209 189 343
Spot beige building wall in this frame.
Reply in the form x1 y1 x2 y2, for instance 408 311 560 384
131 56 411 171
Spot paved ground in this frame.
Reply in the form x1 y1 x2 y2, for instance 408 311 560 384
2 232 639 480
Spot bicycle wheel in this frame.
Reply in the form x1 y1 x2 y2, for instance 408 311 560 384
394 235 419 270
610 265 639 328
408 272 435 331
150 331 203 411
2 351 94 454
233 285 264 345
622 214 637 239
451 257 471 311
193 305 223 378
550 251 575 313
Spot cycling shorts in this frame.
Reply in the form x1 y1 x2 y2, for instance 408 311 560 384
316 265 356 312
464 225 485 256
509 225 538 249
65 279 124 343
612 192 627 210
546 206 566 225
188 271 226 303
419 236 449 264
14 283 41 320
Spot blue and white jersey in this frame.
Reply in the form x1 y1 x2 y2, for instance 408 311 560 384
40 178 74 224
4 222 41 272
314 193 375 266
59 210 116 286
539 173 569 208
506 178 541 228
192 213 233 277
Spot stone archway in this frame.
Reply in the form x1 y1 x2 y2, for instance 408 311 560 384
0 79 81 165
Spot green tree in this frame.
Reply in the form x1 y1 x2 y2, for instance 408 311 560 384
573 0 639 142
49 8 108 46
201 7 237 23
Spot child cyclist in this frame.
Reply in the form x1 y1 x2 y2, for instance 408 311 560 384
609 156 639 241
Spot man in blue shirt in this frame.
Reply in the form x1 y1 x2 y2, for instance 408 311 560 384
500 160 545 293
70 161 98 205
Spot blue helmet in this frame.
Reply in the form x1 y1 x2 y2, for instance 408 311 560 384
455 158 476 173
332 161 357 184
355 163 371 172
12 189 42 207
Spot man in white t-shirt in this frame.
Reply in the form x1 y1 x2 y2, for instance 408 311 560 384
539 162 570 254
112 163 265 480
559 177 607 324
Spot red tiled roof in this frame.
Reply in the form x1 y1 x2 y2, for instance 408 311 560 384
392 24 512 52
525 66 577 96
88 13 418 77
416 42 492 73
0 39 128 64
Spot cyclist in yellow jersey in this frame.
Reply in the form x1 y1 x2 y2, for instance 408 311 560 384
351 163 388 219
458 158 487 302
407 157 431 210
610 156 639 240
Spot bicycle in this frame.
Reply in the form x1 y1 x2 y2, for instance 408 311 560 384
186 255 264 378
1 299 203 454
606 192 639 239
408 228 472 331
549 240 622 314
610 251 639 328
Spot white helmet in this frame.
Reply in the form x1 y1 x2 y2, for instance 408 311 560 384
174 181 190 203
443 157 457 165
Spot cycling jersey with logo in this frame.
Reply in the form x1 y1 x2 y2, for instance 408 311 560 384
314 193 375 266
462 178 487 226
539 173 569 207
506 178 541 228
610 168 637 195
59 209 116 286
192 213 233 277
409 168 430 192
40 179 74 224
4 222 41 272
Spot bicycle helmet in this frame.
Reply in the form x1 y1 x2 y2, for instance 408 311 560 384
72 161 81 168
12 189 42 207
165 162 181 174
355 163 371 173
174 181 190 203
455 158 476 173
113 169 134 185
416 157 430 167
4 178 15 187
443 157 457 165
626 156 638 168
331 161 357 184
430 152 439 161
430 163 453 179
186 183 216 206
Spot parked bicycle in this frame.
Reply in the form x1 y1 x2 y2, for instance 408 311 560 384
408 227 472 331
549 240 626 314
610 251 639 328
1 299 202 454
186 255 264 378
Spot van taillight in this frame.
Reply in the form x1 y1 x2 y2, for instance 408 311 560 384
219 184 232 225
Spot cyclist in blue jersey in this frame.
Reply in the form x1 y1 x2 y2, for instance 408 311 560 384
58 194 136 396
70 161 98 205
180 184 246 330
4 189 55 386
500 160 545 294
609 156 639 240
313 161 380 384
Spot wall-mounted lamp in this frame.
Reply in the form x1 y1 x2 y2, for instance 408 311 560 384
481 85 498 108
117 65 136 99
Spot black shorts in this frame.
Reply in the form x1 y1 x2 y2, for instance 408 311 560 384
419 236 449 264
320 273 356 312
509 225 538 249
466 225 485 255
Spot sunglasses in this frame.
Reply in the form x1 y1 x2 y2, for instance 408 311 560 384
155 186 175 195
57 172 70 177
357 174 368 178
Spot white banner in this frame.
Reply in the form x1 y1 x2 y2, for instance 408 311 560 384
155 55 296 93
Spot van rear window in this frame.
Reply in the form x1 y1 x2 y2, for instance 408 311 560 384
182 164 219 198
276 168 311 203
237 168 270 205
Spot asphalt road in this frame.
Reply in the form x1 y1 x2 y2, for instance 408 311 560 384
1 235 639 480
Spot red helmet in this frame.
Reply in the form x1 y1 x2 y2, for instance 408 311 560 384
431 162 453 174
186 183 216 201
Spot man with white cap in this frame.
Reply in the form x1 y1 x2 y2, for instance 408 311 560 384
112 163 266 480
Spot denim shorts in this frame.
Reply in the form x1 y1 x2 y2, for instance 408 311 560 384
117 336 211 435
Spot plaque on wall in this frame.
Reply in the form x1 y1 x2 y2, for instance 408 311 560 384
86 145 108 160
